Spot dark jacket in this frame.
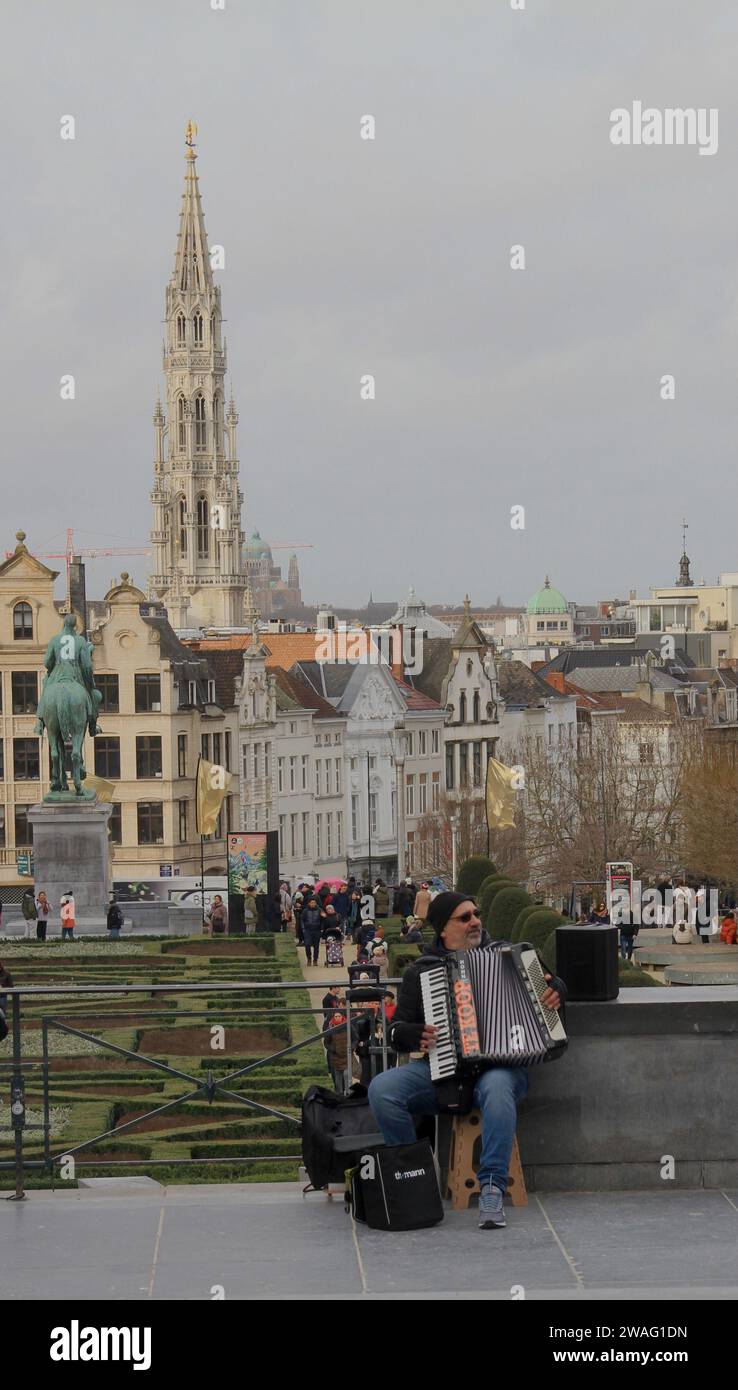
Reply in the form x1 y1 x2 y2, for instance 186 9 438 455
332 892 350 917
301 906 322 933
389 933 568 1054
394 887 414 918
107 903 124 931
357 921 376 949
321 914 342 941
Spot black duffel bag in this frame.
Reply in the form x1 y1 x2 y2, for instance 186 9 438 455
346 1140 444 1230
300 1083 384 1190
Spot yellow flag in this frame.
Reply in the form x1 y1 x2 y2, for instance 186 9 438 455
196 756 232 835
485 757 518 830
85 773 115 804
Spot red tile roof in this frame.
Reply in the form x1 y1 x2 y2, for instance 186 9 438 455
392 675 442 711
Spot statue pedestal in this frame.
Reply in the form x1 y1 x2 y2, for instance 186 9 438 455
28 799 112 928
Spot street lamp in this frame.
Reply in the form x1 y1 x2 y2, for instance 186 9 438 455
389 728 407 883
450 809 460 888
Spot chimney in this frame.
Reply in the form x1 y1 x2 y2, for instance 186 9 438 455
69 555 88 633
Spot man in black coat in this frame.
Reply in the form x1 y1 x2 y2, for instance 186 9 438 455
368 892 567 1230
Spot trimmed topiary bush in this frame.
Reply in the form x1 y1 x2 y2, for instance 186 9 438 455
456 856 497 896
477 874 505 918
511 903 547 942
619 963 662 987
486 886 532 941
541 929 558 971
515 908 566 955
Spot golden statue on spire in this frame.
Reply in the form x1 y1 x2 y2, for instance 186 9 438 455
185 120 198 159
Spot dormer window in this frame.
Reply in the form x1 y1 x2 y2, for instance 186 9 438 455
207 679 216 703
13 602 33 641
188 680 198 705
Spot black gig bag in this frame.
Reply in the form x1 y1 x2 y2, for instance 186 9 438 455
346 1140 444 1231
300 1083 384 1190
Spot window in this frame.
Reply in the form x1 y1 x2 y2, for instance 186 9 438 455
547 724 554 746
177 398 187 453
368 756 376 771
176 313 186 345
137 803 163 845
202 734 210 761
212 733 222 767
97 675 119 713
473 742 482 786
536 621 544 632
15 804 32 846
193 311 203 345
336 811 342 855
446 745 455 790
224 732 231 772
136 735 162 779
13 602 33 640
179 800 188 842
369 794 378 835
316 814 322 859
207 679 216 704
601 626 610 637
197 495 210 557
0 806 4 847
419 772 427 813
109 803 122 845
459 744 468 786
95 737 120 780
334 732 341 745
0 742 4 779
418 730 427 756
178 734 187 777
289 721 296 735
178 496 187 553
326 812 332 858
334 758 341 794
432 729 440 754
302 811 309 856
278 757 284 793
639 743 655 765
12 672 37 715
406 733 414 756
315 759 321 796
242 745 249 782
351 794 359 841
253 744 260 779
406 774 415 816
432 770 440 810
391 787 396 834
290 813 297 858
579 625 590 637
264 743 270 779
301 754 308 790
407 831 415 871
459 692 467 723
135 674 161 713
473 691 480 723
279 816 285 857
546 621 558 631
194 394 206 450
14 738 39 781
289 755 297 792
350 758 357 772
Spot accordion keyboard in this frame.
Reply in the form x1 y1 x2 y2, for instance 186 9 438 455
420 967 457 1081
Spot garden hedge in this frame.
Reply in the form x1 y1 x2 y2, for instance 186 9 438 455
513 908 566 954
477 874 505 918
486 886 532 941
456 856 497 896
512 903 546 940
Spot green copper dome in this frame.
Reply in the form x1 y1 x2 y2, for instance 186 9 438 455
243 529 272 560
527 576 568 615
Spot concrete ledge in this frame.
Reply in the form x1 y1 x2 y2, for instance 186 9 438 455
519 988 738 1190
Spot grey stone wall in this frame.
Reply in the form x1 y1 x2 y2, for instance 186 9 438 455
519 988 738 1190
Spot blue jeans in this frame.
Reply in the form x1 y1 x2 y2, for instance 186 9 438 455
369 1060 529 1193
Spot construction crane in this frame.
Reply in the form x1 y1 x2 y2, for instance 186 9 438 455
269 542 314 550
7 529 151 601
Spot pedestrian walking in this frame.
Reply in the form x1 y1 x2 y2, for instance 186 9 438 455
242 885 259 936
207 894 228 935
35 891 51 941
266 891 283 933
107 897 124 939
21 888 37 939
373 879 389 918
301 896 322 966
60 891 76 942
413 883 432 922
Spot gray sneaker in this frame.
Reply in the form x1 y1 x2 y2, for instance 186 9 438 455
478 1183 506 1229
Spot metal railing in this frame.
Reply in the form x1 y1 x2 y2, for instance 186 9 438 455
0 978 396 1198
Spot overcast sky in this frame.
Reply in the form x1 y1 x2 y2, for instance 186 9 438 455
4 0 738 609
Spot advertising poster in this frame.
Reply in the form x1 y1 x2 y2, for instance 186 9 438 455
227 832 270 896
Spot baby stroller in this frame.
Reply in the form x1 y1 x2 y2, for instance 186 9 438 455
325 933 344 967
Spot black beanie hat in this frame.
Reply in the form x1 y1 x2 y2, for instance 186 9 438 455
426 891 472 938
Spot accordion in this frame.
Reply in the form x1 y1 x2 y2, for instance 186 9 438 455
420 942 567 1080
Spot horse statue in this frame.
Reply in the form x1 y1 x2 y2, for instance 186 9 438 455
35 614 102 796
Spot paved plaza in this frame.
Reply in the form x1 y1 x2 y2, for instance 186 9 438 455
2 1181 737 1301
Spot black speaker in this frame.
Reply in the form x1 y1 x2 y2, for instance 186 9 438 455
554 925 619 1001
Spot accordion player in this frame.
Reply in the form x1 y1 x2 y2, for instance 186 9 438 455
420 942 568 1080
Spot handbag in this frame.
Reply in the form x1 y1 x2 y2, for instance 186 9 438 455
300 1083 384 1190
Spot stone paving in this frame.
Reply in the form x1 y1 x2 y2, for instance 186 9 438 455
2 1182 737 1301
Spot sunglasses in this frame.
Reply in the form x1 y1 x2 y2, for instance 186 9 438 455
450 909 481 924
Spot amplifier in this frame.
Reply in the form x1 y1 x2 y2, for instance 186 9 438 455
555 925 619 1001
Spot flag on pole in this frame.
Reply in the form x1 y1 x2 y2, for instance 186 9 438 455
84 773 116 804
196 756 232 836
485 757 518 830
